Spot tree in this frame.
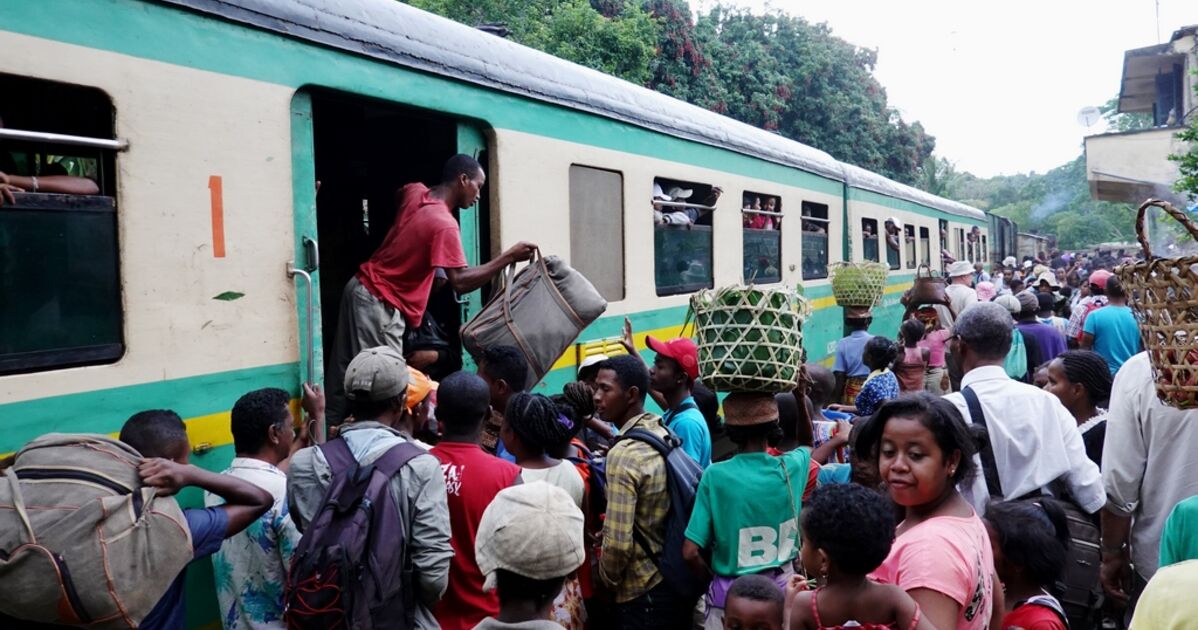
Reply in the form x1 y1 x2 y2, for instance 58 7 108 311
1099 96 1153 133
1170 82 1198 201
917 156 961 198
405 0 661 84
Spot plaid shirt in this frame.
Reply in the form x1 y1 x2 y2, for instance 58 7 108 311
599 413 670 602
1066 295 1107 339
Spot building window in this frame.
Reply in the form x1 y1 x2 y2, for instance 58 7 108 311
801 201 829 280
919 226 931 267
0 73 121 375
904 224 916 269
861 217 879 262
569 165 624 301
742 191 780 284
654 177 718 296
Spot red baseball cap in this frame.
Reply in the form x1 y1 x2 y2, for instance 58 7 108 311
645 335 700 380
1088 269 1113 290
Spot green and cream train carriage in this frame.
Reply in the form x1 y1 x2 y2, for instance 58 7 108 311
0 0 988 624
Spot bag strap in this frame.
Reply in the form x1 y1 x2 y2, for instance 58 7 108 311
371 441 425 479
662 400 699 424
318 438 357 475
961 386 1004 498
620 427 673 564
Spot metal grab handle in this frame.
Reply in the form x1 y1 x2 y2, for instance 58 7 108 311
288 262 316 384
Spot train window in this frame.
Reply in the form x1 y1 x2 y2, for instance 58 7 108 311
570 165 625 301
0 74 122 375
956 228 966 260
919 227 931 266
654 177 715 296
885 219 900 270
904 225 916 269
981 234 988 263
861 217 879 262
742 191 780 284
801 201 829 280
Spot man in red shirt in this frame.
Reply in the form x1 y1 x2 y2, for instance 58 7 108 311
327 154 537 423
429 371 522 630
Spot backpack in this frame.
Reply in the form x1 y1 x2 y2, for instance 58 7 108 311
0 434 193 629
285 438 424 630
962 387 1103 629
616 426 709 603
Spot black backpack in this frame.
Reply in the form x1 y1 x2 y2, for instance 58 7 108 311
285 438 424 630
962 387 1102 630
616 427 708 604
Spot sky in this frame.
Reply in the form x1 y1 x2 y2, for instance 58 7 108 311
690 0 1198 177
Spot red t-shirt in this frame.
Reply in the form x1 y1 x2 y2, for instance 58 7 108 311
430 441 521 630
1002 602 1068 630
357 183 468 328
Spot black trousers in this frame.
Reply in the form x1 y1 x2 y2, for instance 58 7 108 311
615 581 695 630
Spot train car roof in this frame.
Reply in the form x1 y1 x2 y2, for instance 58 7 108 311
158 0 984 220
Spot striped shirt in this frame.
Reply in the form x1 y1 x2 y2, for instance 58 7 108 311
599 413 670 603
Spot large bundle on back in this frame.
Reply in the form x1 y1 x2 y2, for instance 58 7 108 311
689 285 810 393
1117 199 1198 409
829 261 889 308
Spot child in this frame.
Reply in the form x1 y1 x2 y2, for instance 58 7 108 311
893 319 930 393
828 336 900 417
789 484 930 630
119 410 273 630
983 500 1071 630
725 574 785 630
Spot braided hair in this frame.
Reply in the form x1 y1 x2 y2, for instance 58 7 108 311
1056 350 1113 407
505 392 577 453
863 335 900 371
561 381 596 420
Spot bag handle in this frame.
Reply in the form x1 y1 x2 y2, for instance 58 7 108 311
1135 198 1198 260
2 469 38 545
916 263 934 280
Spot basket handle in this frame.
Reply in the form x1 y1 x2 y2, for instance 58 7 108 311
916 262 933 279
1135 198 1198 260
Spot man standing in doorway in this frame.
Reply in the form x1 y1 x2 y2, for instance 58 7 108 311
326 154 538 424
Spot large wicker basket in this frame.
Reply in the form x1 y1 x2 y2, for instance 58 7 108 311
689 285 810 393
1117 199 1198 409
829 261 889 308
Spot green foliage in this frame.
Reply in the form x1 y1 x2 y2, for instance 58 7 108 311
917 157 961 198
1100 96 1154 133
405 0 661 85
1169 81 1198 201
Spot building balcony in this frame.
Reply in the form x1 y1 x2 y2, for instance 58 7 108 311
1084 126 1189 204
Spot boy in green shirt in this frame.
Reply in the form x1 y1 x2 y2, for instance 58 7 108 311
681 393 814 629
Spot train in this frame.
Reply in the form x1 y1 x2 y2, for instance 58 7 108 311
0 0 1015 625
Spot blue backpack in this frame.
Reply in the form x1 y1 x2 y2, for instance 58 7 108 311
617 427 708 603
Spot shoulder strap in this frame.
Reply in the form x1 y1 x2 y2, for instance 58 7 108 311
621 427 673 457
961 386 1004 498
318 438 357 475
620 427 672 563
662 400 698 423
810 587 823 627
372 442 425 478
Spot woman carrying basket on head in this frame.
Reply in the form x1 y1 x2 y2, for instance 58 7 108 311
833 308 875 405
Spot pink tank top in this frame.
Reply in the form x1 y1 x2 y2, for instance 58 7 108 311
894 346 927 392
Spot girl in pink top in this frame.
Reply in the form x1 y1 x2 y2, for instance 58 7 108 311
913 309 951 395
855 394 1001 630
894 319 931 393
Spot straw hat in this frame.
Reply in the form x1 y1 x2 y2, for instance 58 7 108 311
722 392 780 426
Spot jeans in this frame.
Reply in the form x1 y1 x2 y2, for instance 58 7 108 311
616 581 695 630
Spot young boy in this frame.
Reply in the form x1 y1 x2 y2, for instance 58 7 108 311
119 410 273 630
723 574 784 630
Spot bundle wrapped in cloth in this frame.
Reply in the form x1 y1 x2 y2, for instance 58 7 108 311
689 285 809 393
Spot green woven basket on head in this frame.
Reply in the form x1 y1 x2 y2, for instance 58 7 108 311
688 285 810 393
829 261 889 308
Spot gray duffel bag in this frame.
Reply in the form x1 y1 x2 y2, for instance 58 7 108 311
462 253 607 389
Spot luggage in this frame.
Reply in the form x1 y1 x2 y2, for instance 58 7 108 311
901 263 951 311
285 438 424 630
461 253 607 389
0 434 192 629
617 427 708 604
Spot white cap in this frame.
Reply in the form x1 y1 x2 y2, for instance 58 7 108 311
475 482 585 591
666 186 693 201
652 182 669 200
1002 256 1017 267
885 216 902 228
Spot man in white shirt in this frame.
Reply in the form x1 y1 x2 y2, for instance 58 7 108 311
1099 352 1198 610
943 302 1105 516
945 260 979 316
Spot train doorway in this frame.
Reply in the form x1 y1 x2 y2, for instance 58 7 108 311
306 90 487 383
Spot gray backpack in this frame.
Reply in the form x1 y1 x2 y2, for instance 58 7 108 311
0 434 192 628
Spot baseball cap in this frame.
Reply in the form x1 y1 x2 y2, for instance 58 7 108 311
344 346 409 402
1002 256 1017 267
475 481 585 591
645 335 699 380
1089 269 1113 290
405 365 438 412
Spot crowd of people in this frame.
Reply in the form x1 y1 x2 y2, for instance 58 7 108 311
9 152 1198 630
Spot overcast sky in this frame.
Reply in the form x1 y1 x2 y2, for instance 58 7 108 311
690 0 1198 177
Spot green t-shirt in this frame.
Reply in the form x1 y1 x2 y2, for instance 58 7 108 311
683 448 812 576
1160 495 1198 568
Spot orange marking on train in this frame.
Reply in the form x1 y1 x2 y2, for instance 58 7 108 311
208 175 225 258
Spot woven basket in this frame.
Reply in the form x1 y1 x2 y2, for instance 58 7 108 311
689 285 810 393
829 261 889 308
1117 199 1198 409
